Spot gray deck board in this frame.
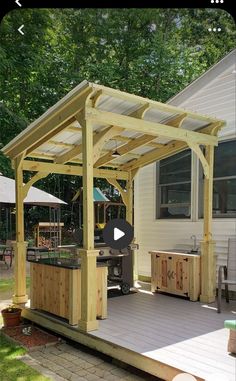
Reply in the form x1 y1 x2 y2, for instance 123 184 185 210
92 290 236 381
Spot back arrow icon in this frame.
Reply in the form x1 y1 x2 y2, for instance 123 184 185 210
18 25 24 35
15 0 22 6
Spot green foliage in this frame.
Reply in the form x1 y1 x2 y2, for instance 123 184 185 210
0 334 50 380
0 277 30 293
0 8 235 220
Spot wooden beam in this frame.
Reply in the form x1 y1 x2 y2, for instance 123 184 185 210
130 103 150 118
72 189 81 202
82 120 94 250
106 178 128 206
93 104 150 165
21 160 129 180
114 135 164 148
187 142 209 179
203 146 214 242
94 134 156 168
126 172 133 225
91 89 103 107
92 83 224 124
48 140 76 148
23 172 48 199
5 86 93 159
93 126 123 164
120 141 187 171
113 135 164 148
55 125 123 164
13 153 28 304
164 113 187 127
26 117 77 156
131 168 139 180
67 125 82 133
79 117 99 331
56 103 151 165
55 142 83 164
200 145 216 303
126 172 137 282
85 108 218 146
119 122 221 171
196 121 224 136
28 152 120 168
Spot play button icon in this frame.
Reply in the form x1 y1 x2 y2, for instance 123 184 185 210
102 219 134 250
114 227 125 241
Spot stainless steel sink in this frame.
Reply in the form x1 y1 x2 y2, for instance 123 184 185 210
165 249 200 255
176 249 200 255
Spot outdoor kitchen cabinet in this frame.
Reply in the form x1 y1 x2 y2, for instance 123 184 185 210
149 250 200 301
30 260 107 325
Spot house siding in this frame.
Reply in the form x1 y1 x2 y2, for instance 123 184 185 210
134 51 236 284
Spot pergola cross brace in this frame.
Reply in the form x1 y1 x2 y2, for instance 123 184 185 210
187 142 209 179
106 178 128 206
23 172 48 199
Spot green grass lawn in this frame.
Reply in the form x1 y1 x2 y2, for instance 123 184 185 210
0 334 50 381
0 277 30 294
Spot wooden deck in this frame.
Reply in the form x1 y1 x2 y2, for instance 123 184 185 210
23 285 236 381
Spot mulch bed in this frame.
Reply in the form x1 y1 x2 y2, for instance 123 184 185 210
1 324 61 350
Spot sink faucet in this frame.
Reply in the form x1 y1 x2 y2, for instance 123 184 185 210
190 235 198 252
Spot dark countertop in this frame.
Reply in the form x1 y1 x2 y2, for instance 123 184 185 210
28 257 107 269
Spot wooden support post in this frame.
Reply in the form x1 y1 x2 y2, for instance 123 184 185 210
69 269 80 325
78 116 99 332
126 172 133 226
200 145 216 303
126 172 138 282
13 154 28 304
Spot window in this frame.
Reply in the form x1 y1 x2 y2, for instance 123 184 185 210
157 150 191 218
213 140 236 217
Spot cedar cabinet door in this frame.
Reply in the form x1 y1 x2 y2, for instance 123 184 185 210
171 255 189 296
153 253 173 293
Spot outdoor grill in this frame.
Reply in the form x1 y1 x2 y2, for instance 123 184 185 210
72 228 135 294
96 244 133 295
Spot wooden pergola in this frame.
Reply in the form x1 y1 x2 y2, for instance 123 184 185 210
2 80 225 332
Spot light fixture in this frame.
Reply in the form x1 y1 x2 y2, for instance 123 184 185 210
111 140 121 157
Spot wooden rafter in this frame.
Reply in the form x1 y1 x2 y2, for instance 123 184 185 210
120 141 187 171
94 135 155 168
112 135 164 148
27 152 121 168
7 87 93 159
94 112 187 168
119 123 222 171
85 108 218 146
163 113 187 127
26 116 76 156
93 103 150 164
196 121 223 136
48 140 76 148
67 125 82 133
91 89 103 107
93 126 123 164
55 125 123 164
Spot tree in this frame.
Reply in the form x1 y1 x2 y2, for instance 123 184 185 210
0 7 235 205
